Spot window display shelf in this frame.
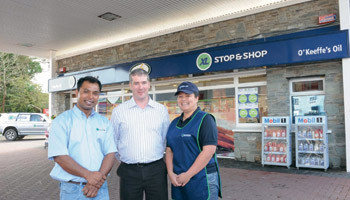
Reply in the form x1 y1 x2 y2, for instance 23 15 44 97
264 137 287 140
297 138 324 141
298 151 324 154
263 152 287 155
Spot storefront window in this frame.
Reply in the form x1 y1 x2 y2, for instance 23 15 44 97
196 78 234 87
239 74 266 83
98 90 122 120
199 88 235 157
155 84 178 91
290 77 325 123
238 86 268 124
156 92 181 121
292 80 323 92
291 95 325 116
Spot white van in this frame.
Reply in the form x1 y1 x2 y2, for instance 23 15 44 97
0 113 50 141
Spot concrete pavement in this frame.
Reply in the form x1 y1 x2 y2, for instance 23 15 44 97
1 136 350 200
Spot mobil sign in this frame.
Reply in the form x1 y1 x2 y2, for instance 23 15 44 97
296 116 324 124
263 117 287 124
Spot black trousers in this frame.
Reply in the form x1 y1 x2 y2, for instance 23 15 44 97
117 159 168 200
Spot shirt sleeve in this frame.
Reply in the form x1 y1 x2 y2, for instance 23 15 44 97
103 120 117 155
47 116 69 160
110 106 121 160
161 106 170 150
199 114 218 148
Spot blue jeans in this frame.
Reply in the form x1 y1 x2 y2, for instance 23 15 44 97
60 181 109 200
207 172 219 200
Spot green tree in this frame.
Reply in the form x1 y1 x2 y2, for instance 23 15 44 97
0 52 45 113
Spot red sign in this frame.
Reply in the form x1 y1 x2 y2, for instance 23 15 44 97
318 14 336 24
43 108 49 116
59 67 66 73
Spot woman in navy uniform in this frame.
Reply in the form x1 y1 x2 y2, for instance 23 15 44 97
166 81 222 200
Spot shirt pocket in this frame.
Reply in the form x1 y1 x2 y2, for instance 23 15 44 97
94 127 107 143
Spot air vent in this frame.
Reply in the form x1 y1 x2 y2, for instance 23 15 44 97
98 12 121 21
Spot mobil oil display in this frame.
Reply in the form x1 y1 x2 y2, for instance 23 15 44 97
295 116 329 171
262 117 292 168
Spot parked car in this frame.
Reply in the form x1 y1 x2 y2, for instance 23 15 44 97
44 125 50 149
0 113 50 141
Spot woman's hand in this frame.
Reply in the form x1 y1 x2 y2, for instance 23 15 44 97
168 172 181 187
176 172 191 186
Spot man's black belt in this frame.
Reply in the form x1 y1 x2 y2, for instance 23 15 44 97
68 181 87 185
123 158 162 167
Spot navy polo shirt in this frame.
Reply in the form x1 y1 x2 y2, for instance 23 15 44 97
176 107 218 147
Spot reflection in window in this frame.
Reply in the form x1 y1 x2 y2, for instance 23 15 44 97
156 93 181 121
18 114 30 121
292 80 323 92
196 78 233 87
98 90 122 120
198 88 235 156
30 115 43 122
291 95 325 122
239 74 266 83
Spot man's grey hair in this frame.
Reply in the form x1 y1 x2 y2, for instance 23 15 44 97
129 68 150 83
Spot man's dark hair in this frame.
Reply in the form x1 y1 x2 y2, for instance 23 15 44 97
129 68 150 83
77 76 102 92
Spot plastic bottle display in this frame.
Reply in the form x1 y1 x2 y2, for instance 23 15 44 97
262 117 291 168
263 127 287 138
295 116 328 170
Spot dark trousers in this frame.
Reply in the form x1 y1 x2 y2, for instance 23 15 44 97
117 159 168 200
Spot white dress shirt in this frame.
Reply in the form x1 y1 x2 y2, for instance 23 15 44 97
111 97 170 164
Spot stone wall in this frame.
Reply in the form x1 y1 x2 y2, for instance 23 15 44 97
266 61 345 168
51 93 70 117
234 132 262 162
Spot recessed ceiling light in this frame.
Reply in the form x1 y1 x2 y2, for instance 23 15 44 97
98 12 121 21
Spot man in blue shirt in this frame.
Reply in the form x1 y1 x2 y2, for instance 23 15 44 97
48 76 117 200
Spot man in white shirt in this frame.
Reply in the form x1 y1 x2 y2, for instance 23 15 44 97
111 68 170 200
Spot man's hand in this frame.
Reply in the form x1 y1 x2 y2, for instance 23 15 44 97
176 172 191 187
84 171 106 188
82 183 99 198
168 172 180 187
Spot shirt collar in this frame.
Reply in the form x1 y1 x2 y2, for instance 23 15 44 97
179 107 201 122
128 96 156 109
73 105 96 118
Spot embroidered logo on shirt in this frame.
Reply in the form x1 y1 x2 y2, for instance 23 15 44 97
181 134 191 137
